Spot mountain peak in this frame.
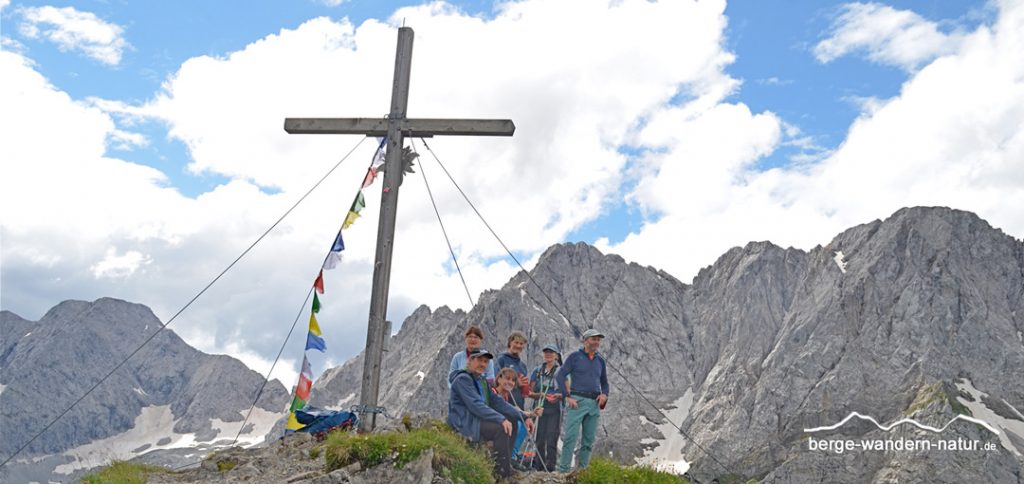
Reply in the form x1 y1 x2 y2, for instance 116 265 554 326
536 241 616 264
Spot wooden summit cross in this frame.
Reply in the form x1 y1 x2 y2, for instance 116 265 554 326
284 27 515 432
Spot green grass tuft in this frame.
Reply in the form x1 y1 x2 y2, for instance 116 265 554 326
81 460 169 484
906 382 974 417
323 421 494 483
572 458 689 484
216 458 238 472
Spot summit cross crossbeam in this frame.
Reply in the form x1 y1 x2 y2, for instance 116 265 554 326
284 26 514 432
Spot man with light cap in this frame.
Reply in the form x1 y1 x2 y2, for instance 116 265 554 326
555 329 609 473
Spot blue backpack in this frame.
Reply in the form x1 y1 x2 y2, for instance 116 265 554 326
295 406 358 439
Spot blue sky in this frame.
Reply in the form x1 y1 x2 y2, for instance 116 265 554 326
4 0 1023 386
3 0 985 201
566 0 993 245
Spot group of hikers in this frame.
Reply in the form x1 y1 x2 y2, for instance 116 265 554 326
447 326 609 479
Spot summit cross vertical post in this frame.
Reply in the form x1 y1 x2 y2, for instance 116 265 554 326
284 26 515 432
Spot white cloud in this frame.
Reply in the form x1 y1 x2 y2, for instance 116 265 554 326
609 0 1024 281
18 6 128 65
2 0 740 380
108 129 149 151
318 0 349 6
0 0 11 12
90 248 151 278
814 2 965 71
7 0 1022 391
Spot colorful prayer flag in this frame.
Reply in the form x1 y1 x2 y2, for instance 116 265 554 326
361 166 379 189
323 252 343 270
313 270 324 294
309 313 322 337
296 374 313 401
350 191 366 213
312 293 321 314
372 137 386 168
306 331 326 352
289 394 307 412
287 392 307 430
286 353 319 432
322 230 345 270
330 230 345 252
301 355 313 379
286 411 303 431
342 210 360 229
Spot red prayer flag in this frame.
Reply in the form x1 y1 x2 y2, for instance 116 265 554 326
314 270 324 294
295 374 313 401
361 167 378 188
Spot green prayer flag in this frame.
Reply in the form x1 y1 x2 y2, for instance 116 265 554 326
312 293 321 313
350 191 366 213
290 394 306 412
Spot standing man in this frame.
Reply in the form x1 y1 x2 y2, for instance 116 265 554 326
555 329 609 473
448 349 522 479
495 331 532 463
449 325 496 387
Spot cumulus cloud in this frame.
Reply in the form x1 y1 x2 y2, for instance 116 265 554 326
91 248 151 278
7 0 1022 390
814 2 966 71
2 0 742 382
17 5 129 65
608 0 1024 280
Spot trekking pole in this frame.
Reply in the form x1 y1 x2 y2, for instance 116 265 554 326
518 417 538 469
513 411 550 473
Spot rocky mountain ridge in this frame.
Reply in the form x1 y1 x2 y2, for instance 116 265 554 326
2 206 1021 483
0 297 290 483
308 207 1024 482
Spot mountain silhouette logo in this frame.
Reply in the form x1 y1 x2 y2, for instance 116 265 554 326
804 412 1000 435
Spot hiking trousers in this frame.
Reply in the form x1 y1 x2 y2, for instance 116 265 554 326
534 406 561 471
480 419 516 478
512 420 527 459
558 396 600 472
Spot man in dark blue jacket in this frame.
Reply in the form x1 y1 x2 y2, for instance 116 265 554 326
448 348 524 478
555 329 610 473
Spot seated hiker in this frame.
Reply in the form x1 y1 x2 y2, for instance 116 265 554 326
448 348 522 479
528 343 563 471
493 367 538 465
449 325 497 387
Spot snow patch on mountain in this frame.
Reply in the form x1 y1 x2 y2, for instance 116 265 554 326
52 406 282 475
210 407 282 447
636 388 694 474
955 379 1024 457
53 406 196 475
833 251 848 273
